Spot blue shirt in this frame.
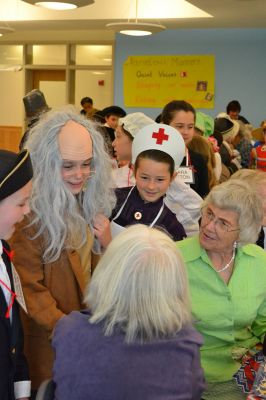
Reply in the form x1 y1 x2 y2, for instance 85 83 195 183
53 310 205 400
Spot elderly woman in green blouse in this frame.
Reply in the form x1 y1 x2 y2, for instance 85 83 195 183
176 179 266 400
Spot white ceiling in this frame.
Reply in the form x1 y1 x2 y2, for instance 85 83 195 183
0 0 265 42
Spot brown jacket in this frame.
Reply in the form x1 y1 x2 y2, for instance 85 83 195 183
9 217 93 390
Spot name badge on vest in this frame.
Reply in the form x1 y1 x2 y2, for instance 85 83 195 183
11 263 28 314
176 167 195 184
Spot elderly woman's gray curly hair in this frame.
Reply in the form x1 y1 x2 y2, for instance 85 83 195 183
24 105 116 263
86 224 191 343
202 179 263 247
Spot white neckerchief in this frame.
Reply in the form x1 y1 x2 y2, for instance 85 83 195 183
185 148 189 166
0 240 12 308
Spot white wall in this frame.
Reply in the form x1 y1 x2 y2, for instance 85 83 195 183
39 81 67 109
0 41 114 127
0 68 113 126
75 70 113 111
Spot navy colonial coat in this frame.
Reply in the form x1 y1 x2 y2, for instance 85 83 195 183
0 240 29 400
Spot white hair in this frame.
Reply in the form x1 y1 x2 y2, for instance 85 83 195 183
231 169 266 198
231 170 266 226
24 105 116 263
202 179 263 246
85 224 191 343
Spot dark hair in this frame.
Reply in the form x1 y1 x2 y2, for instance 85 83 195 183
134 149 175 176
161 100 196 125
121 125 134 142
211 132 223 147
101 106 126 118
155 113 162 123
226 100 241 114
105 112 117 118
81 97 93 106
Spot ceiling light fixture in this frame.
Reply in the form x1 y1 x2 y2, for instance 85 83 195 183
107 22 165 36
0 27 15 37
106 0 165 36
92 71 106 75
22 0 94 10
0 65 22 72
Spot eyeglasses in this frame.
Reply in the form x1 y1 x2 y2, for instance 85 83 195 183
200 207 240 234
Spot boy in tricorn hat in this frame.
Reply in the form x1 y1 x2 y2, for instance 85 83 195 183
102 106 126 139
0 149 33 399
97 106 126 157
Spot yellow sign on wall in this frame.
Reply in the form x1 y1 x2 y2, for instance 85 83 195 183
123 55 215 108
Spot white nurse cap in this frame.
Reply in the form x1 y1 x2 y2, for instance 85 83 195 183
132 123 185 168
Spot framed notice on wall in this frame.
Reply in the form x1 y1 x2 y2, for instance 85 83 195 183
123 55 215 108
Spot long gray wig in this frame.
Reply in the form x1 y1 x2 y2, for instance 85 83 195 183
24 105 116 263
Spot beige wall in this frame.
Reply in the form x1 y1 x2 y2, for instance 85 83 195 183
0 43 113 152
0 70 24 126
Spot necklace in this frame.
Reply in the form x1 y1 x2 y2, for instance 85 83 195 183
216 249 236 273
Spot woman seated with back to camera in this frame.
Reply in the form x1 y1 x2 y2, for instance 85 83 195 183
176 179 266 399
52 224 206 400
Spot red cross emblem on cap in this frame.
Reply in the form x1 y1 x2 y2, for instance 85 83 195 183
152 128 169 145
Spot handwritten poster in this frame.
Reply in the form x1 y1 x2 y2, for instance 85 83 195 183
123 55 215 108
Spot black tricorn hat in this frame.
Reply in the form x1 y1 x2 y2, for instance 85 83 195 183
92 110 105 123
101 106 126 118
23 89 50 119
214 117 234 135
0 149 33 201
